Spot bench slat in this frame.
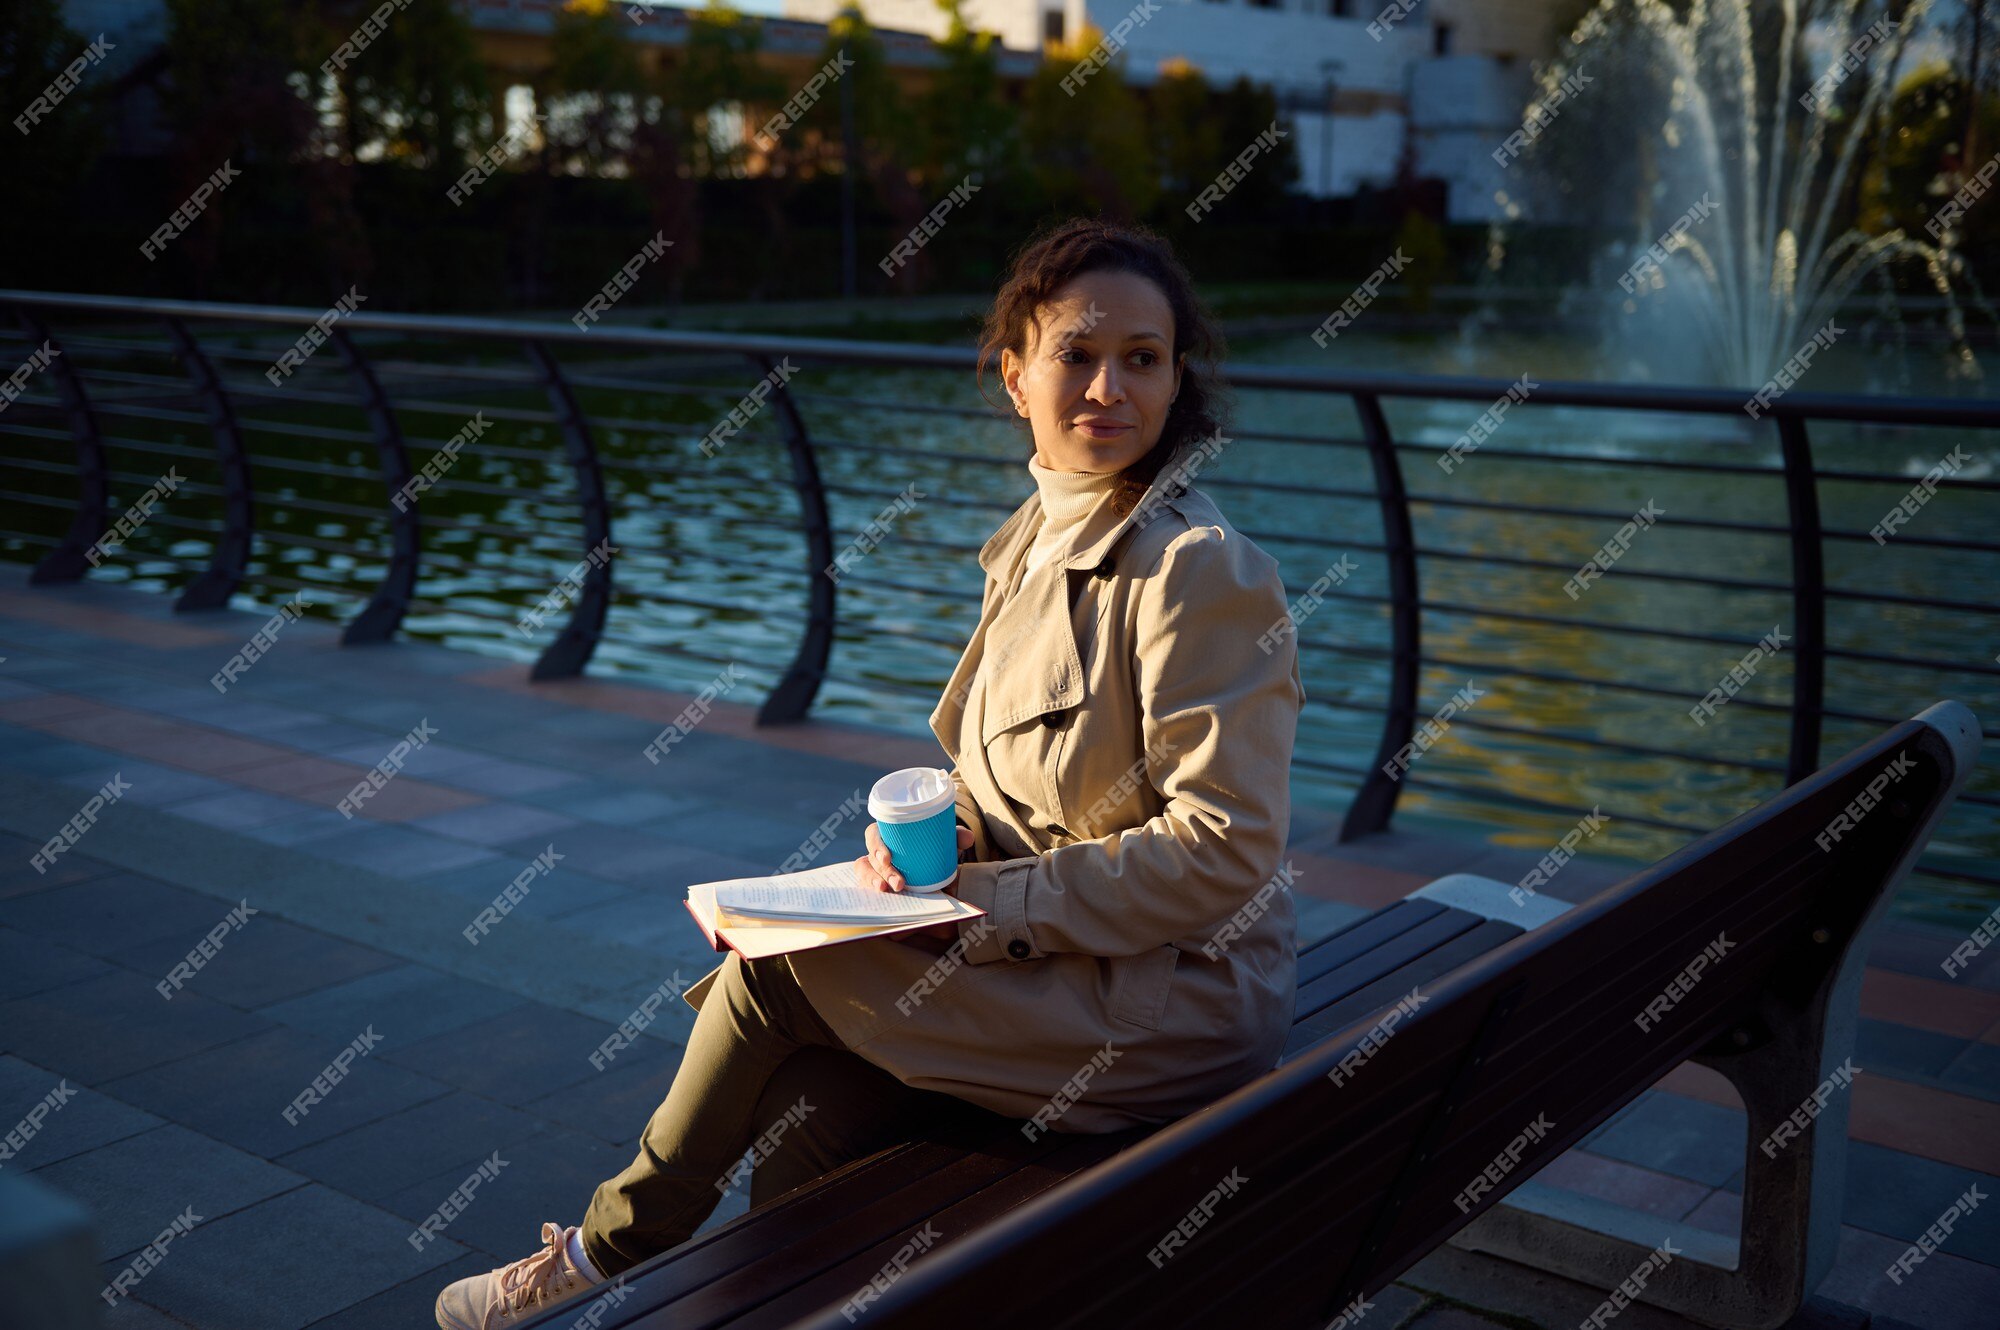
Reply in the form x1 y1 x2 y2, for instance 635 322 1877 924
1296 897 1449 986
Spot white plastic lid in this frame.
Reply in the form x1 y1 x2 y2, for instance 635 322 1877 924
868 766 956 822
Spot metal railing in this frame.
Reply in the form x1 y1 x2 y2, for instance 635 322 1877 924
2 289 1996 901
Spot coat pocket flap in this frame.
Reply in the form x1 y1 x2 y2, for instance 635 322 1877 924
1109 944 1179 1031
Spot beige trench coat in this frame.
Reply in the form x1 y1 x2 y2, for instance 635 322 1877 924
680 465 1307 1133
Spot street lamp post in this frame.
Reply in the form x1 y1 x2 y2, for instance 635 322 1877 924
1319 59 1343 202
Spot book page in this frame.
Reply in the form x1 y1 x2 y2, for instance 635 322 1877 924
711 862 961 921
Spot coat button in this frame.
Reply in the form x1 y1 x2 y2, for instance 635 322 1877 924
1041 710 1062 728
1090 556 1116 578
1007 939 1030 959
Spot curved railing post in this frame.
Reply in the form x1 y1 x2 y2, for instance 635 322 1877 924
1340 390 1422 841
331 325 419 644
163 317 252 612
522 338 611 680
16 309 109 584
1776 413 1825 784
757 353 835 725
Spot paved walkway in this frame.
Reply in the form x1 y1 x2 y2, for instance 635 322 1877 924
0 568 1994 1328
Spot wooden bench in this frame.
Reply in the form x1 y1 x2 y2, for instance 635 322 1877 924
524 700 1980 1330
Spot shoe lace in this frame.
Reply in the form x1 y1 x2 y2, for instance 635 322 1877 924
496 1222 582 1316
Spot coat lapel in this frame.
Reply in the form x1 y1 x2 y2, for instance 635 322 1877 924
959 465 1195 751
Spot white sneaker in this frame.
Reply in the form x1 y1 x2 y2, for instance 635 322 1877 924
435 1221 601 1328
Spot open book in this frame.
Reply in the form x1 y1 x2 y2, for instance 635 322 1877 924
684 862 988 960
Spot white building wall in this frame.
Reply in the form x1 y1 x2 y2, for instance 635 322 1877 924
1409 53 1536 221
782 0 1051 53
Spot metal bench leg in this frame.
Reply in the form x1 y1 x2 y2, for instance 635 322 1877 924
1447 972 1858 1330
1447 703 1980 1328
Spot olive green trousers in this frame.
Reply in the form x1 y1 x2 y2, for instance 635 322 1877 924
578 947 1005 1278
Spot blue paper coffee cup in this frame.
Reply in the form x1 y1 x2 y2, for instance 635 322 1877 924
868 766 960 892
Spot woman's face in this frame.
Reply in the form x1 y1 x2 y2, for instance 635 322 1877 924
1001 268 1184 475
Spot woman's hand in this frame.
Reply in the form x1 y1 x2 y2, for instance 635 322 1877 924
856 822 975 942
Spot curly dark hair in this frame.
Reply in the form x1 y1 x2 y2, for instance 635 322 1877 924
975 217 1232 517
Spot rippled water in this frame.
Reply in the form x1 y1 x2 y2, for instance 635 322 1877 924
3 322 1993 925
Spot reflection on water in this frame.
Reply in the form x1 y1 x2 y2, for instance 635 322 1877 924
2 327 1992 926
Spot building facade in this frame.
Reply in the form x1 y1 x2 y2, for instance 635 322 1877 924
782 0 1567 219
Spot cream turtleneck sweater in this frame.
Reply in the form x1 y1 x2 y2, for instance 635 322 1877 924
1023 453 1122 576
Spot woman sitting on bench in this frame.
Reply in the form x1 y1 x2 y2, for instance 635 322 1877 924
436 216 1308 1330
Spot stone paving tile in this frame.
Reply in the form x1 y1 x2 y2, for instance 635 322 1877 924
0 970 274 1083
255 719 404 756
102 1296 199 1328
237 809 363 847
1868 920 2000 990
376 1003 628 1108
333 774 491 824
514 781 704 826
46 756 237 808
1813 1219 2000 1330
106 916 403 1011
1681 1185 1739 1235
116 1183 470 1330
108 726 292 777
403 799 580 846
157 788 320 832
642 801 859 869
321 738 502 779
1863 969 2000 1041
0 871 247 960
1848 1073 2000 1178
519 706 660 745
0 735 132 779
1840 1141 1999 1252
372 1120 633 1263
1352 1284 1428 1327
0 690 110 723
0 1053 162 1171
516 1043 686 1148
1942 1041 2000 1098
496 823 763 890
1856 1015 1978 1084
101 1025 454 1157
413 858 636 921
297 823 502 877
225 752 383 798
33 1123 307 1264
550 890 729 953
0 924 111 999
1583 1091 1747 1188
0 843 121 899
1535 1147 1713 1220
425 755 589 799
273 1090 559 1205
300 1249 491 1330
1406 1306 1506 1328
254 963 530 1055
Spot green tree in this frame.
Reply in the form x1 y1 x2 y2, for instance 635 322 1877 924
1209 74 1297 214
2 0 109 231
664 0 783 180
793 4 916 174
1022 22 1157 221
158 0 317 294
1860 62 2000 262
1150 57 1219 203
322 0 489 176
546 0 650 176
919 0 1020 192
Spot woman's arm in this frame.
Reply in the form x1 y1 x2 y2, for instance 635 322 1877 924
948 523 1306 963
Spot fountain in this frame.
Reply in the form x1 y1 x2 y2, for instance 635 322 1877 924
1488 0 1987 391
